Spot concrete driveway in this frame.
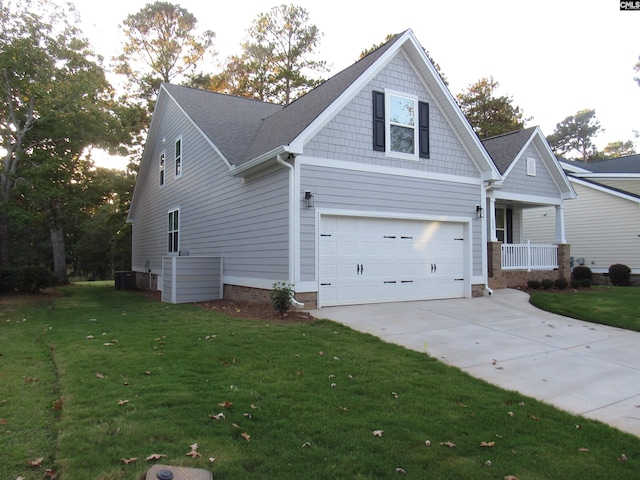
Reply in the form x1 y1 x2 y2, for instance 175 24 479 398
309 289 640 438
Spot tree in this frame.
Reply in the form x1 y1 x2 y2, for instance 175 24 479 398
600 140 636 159
0 0 126 282
456 77 529 139
359 33 449 86
546 109 604 162
215 4 327 105
114 1 215 107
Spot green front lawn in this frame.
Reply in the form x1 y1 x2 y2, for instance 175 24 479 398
529 286 640 332
1 284 639 479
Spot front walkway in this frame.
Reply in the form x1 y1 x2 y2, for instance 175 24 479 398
309 289 640 438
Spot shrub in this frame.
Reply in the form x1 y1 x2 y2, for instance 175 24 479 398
541 278 554 290
270 282 295 316
580 278 592 288
554 278 569 290
0 266 55 293
572 266 592 282
608 263 631 286
527 280 541 290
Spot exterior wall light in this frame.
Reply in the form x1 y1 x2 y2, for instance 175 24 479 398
304 191 314 208
476 205 484 218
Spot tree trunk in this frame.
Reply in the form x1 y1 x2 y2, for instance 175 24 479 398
50 224 68 284
0 211 9 266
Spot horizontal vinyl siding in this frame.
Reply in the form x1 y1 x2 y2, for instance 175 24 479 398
523 182 640 270
299 164 483 280
131 96 290 283
304 52 481 179
593 179 640 197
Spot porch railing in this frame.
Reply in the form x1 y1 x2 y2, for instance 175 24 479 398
501 241 558 271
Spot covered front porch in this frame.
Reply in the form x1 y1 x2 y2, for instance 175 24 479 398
486 199 571 289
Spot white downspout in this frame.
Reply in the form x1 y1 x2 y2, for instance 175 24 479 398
276 154 304 308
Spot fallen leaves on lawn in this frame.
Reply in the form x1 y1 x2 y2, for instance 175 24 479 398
209 412 225 420
241 431 251 441
395 467 406 474
146 453 166 461
504 476 519 480
425 440 431 447
440 441 456 448
95 373 105 379
0 418 7 425
29 457 44 467
618 453 628 462
44 469 57 479
118 399 129 406
578 448 589 452
121 457 138 464
527 414 540 421
373 430 384 437
218 401 233 409
480 441 495 447
185 450 202 458
301 441 311 448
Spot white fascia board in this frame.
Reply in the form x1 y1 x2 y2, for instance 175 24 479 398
229 145 300 177
576 173 640 179
569 176 640 205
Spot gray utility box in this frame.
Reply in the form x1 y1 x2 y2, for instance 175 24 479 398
146 464 213 480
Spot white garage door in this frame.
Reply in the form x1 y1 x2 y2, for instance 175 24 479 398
319 216 466 307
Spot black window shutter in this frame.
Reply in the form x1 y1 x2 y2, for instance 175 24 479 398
418 101 430 158
372 91 385 151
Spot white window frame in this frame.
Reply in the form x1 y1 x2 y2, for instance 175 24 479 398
168 208 180 254
495 206 506 243
384 89 419 161
527 157 536 176
159 151 165 186
174 137 183 178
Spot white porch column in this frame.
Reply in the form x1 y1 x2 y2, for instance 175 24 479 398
489 197 497 242
555 203 567 244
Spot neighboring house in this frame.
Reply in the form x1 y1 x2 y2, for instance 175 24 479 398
127 30 574 307
523 154 640 282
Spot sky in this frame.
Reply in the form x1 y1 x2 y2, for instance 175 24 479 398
71 0 640 169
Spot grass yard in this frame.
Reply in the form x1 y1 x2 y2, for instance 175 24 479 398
529 286 640 332
1 284 639 479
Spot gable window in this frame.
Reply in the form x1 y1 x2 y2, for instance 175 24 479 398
159 152 165 186
175 138 182 177
168 208 179 253
527 157 536 176
373 90 429 160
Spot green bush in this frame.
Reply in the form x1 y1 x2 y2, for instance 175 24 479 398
541 278 555 290
270 281 295 316
580 279 592 288
0 266 55 293
554 278 569 290
608 263 631 286
572 266 592 282
527 280 541 290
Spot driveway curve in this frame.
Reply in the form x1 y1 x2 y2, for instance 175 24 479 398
310 288 640 438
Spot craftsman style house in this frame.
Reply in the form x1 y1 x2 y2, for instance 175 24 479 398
127 30 575 307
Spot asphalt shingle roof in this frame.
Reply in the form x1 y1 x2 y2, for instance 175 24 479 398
163 32 406 166
481 127 538 174
568 154 640 174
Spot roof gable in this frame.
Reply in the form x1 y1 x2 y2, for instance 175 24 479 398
482 126 576 199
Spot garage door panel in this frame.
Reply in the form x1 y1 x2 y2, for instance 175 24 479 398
320 216 466 307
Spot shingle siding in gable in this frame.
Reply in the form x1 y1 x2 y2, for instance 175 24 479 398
500 144 561 198
303 52 480 178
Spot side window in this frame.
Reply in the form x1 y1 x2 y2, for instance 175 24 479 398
175 138 182 177
372 90 429 160
168 208 179 253
159 152 165 186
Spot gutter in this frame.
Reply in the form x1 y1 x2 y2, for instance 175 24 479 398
229 145 301 178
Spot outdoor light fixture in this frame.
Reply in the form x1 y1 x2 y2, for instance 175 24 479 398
476 205 484 218
304 191 314 208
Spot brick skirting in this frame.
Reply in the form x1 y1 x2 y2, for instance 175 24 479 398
487 242 571 289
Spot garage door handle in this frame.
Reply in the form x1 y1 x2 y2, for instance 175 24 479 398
431 263 437 273
357 264 363 275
